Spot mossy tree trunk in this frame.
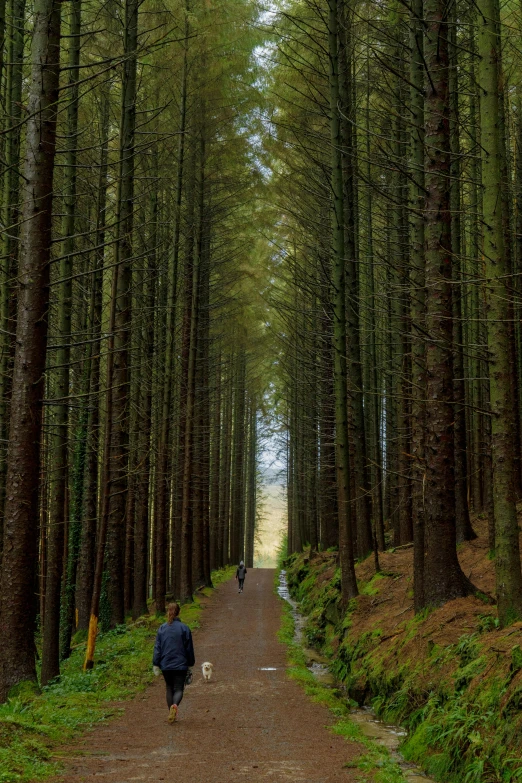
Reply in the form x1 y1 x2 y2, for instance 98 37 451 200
477 0 522 624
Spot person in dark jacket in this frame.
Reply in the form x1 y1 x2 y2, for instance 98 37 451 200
153 602 195 723
236 561 247 593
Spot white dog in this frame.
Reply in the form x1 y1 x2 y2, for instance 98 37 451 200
201 661 214 682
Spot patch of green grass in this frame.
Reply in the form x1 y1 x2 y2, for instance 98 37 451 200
276 534 288 570
0 566 235 783
284 550 522 782
210 564 237 587
277 600 408 781
360 573 386 597
477 613 499 634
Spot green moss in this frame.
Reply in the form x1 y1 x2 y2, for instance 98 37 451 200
453 656 486 691
477 613 498 633
511 645 522 676
71 628 88 645
7 680 41 703
360 573 386 596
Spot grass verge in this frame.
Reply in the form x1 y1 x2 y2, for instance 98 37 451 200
276 594 408 783
0 566 235 783
285 549 522 783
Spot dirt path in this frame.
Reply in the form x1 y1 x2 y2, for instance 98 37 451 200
52 570 361 782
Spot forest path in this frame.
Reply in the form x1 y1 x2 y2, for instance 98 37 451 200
51 569 362 783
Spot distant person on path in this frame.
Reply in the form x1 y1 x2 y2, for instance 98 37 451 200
153 602 195 724
236 561 247 593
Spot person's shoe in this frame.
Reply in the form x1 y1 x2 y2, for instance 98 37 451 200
168 704 178 724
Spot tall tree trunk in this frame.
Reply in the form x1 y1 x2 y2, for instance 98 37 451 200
0 0 26 556
328 0 357 604
191 138 208 589
83 256 120 669
154 25 187 612
179 161 200 602
393 56 413 548
422 0 474 607
245 401 256 568
363 48 384 551
468 46 484 516
339 10 372 558
0 0 62 699
231 353 246 564
409 0 426 611
107 0 139 626
449 12 476 545
200 197 212 587
318 302 338 550
219 367 233 566
132 167 157 619
75 94 109 631
209 351 221 569
477 0 522 624
41 0 82 684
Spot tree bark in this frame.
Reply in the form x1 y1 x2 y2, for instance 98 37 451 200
422 0 474 607
106 0 139 627
0 0 62 700
0 0 26 556
154 24 187 611
328 0 357 604
477 0 522 624
409 0 426 611
75 93 109 631
41 0 83 685
449 13 476 545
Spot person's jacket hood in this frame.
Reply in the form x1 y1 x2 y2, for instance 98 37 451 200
153 618 195 671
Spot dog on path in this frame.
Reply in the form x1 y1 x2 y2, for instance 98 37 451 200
201 662 214 682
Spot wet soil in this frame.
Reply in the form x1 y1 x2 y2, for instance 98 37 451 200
49 570 364 783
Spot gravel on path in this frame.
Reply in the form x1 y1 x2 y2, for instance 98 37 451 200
51 569 362 782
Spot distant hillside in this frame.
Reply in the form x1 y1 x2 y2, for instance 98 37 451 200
260 464 285 485
254 482 286 567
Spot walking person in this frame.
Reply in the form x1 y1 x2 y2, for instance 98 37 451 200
236 561 247 593
153 602 195 723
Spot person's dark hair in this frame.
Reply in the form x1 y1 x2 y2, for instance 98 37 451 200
166 602 180 625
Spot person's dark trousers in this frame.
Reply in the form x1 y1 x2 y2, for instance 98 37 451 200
162 669 187 709
239 578 244 591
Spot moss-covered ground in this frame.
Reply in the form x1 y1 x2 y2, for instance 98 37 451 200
284 543 522 783
0 566 234 783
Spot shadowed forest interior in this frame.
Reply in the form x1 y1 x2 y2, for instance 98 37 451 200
1 0 522 738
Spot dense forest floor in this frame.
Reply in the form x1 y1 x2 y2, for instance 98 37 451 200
285 519 522 782
49 570 368 783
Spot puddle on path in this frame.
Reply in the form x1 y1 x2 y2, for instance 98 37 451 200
277 571 435 782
